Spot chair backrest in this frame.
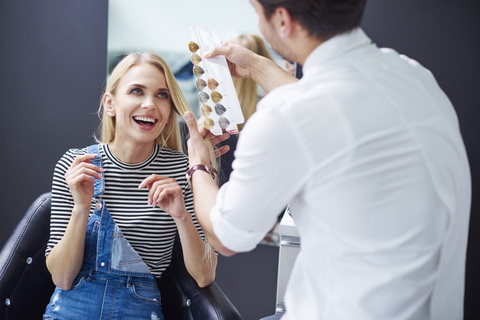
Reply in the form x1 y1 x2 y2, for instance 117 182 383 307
0 192 55 319
0 193 242 320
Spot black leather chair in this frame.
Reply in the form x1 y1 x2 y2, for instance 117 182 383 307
0 193 242 320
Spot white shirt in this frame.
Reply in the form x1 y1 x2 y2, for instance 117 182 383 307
210 28 471 320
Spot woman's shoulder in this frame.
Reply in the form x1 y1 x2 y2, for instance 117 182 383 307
53 145 90 172
58 144 102 164
61 145 92 159
158 146 188 161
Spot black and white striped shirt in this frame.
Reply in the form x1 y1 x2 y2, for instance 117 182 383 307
45 144 203 278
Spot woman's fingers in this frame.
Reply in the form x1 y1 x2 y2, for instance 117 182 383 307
139 175 187 219
138 174 160 190
69 153 99 169
214 145 230 158
67 154 103 175
139 175 181 206
184 112 214 166
151 181 181 207
66 164 103 181
210 131 230 146
65 154 104 185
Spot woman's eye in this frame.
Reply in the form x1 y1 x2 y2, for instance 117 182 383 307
131 88 142 94
158 92 169 99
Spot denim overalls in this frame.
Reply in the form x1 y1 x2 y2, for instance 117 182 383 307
44 145 164 320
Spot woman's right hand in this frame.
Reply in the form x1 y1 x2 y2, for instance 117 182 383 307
64 153 104 210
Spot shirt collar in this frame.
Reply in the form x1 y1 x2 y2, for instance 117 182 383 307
302 28 373 75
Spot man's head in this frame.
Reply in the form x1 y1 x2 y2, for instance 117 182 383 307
249 0 366 64
257 0 367 40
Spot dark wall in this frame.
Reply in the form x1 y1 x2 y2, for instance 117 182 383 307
0 1 479 320
0 0 108 244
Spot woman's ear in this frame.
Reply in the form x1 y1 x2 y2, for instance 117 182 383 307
103 92 115 117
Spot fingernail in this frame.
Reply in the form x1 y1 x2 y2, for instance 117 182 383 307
184 112 193 121
204 50 212 57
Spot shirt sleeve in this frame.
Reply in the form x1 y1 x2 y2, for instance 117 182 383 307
210 107 311 252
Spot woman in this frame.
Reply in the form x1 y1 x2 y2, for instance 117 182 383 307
43 52 218 319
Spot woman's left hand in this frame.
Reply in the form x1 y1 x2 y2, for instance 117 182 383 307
139 174 188 219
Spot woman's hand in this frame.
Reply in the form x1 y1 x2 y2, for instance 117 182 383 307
139 175 187 219
64 153 104 210
184 111 230 168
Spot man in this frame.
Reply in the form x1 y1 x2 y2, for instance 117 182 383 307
183 0 471 319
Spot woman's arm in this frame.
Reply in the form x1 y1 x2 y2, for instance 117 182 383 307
182 112 237 256
173 210 217 287
46 153 104 290
139 175 217 287
46 204 90 290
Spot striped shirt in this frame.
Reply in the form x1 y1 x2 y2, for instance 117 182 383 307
45 143 203 278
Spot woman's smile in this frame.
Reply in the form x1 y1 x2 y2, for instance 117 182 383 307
132 114 159 130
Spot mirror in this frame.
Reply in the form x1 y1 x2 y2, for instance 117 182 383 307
108 0 282 117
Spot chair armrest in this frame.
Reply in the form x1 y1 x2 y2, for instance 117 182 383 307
157 235 242 320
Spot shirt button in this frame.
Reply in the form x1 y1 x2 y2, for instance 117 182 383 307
96 202 102 210
100 262 105 267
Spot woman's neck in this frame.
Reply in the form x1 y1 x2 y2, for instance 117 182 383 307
108 141 155 164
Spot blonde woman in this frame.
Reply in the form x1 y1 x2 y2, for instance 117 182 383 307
43 52 218 320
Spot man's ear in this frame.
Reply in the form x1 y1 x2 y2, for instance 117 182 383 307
103 92 115 117
275 7 296 38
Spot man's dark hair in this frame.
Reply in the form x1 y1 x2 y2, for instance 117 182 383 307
258 0 367 40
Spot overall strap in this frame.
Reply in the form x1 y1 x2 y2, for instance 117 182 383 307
86 144 104 197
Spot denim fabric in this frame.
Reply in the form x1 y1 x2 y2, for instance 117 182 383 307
44 144 163 320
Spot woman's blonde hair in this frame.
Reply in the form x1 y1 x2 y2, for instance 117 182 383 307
97 52 190 152
232 35 274 131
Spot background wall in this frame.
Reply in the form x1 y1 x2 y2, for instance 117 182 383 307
0 1 108 243
108 0 259 55
0 1 479 320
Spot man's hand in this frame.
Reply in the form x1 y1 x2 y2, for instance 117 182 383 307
205 41 258 80
205 41 298 93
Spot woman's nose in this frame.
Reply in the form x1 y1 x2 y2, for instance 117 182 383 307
141 98 155 109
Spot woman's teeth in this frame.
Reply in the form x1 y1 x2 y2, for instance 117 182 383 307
133 116 156 123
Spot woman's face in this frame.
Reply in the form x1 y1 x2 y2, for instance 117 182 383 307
105 63 172 148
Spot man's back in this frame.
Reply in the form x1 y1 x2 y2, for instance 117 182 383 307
259 28 471 319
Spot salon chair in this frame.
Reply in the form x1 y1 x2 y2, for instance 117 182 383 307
0 192 242 320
